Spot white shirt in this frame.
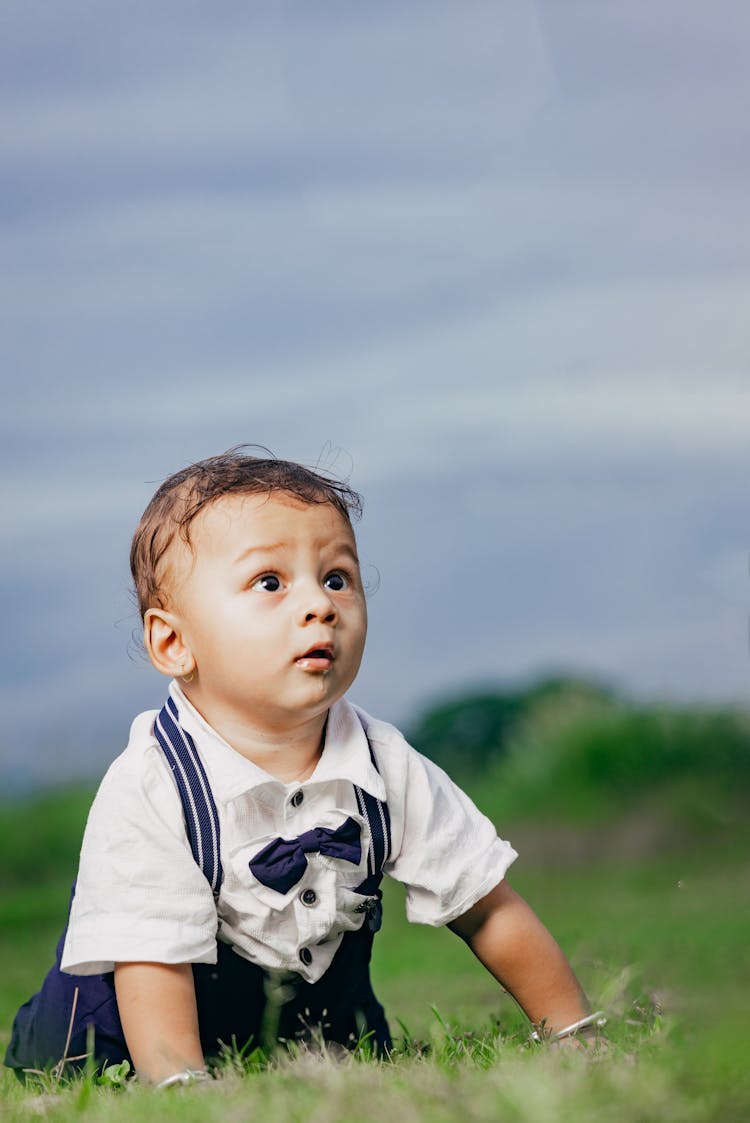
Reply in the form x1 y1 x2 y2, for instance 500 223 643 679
61 683 517 984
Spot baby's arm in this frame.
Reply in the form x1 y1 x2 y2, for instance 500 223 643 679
448 879 590 1035
114 962 206 1084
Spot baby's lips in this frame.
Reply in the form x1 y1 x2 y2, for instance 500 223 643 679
297 643 335 661
295 646 336 670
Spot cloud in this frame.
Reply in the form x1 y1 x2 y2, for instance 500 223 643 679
3 262 750 543
2 2 750 785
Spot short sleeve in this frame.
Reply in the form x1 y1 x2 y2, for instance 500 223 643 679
61 722 219 975
386 745 518 927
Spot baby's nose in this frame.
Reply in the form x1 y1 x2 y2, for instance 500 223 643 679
300 584 338 624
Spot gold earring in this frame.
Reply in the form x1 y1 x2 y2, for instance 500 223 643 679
181 665 195 685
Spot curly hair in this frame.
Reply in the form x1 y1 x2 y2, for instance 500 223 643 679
130 446 362 618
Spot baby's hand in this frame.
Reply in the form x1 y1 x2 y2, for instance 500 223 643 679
533 1010 608 1055
549 1028 609 1055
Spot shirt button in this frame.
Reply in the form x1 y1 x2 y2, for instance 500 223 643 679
291 790 304 808
300 888 317 907
299 947 313 966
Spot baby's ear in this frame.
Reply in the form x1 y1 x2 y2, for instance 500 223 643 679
143 608 195 679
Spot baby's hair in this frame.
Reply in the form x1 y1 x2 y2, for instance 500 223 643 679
130 445 363 619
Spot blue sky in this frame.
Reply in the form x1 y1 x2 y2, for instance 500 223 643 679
2 1 749 789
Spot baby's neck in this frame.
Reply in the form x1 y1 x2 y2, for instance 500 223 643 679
232 723 325 784
181 688 327 782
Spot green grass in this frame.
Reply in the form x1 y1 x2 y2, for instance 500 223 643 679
2 841 747 1120
1 764 748 1120
5 1043 735 1123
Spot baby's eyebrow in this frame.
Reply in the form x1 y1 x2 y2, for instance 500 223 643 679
233 543 287 565
232 540 359 566
332 543 360 565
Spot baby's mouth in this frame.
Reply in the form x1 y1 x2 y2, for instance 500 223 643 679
295 645 335 670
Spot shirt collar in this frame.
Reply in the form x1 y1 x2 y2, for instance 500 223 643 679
166 682 386 805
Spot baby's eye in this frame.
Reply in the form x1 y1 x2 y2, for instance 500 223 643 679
252 574 281 593
323 571 348 592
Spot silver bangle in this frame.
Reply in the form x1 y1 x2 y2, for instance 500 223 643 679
530 1010 607 1043
155 1068 209 1089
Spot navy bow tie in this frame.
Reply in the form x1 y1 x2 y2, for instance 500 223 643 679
249 816 362 894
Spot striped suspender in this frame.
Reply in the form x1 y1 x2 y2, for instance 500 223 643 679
353 744 392 895
153 698 390 899
154 697 223 899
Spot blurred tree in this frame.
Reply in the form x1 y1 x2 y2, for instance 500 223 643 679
406 675 614 774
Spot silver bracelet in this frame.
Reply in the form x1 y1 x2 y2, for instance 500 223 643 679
155 1068 209 1089
530 1010 607 1043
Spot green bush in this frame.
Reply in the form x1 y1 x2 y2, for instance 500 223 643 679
406 676 614 773
486 693 750 823
407 677 750 826
0 787 94 888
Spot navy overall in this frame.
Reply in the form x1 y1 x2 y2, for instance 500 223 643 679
5 698 392 1075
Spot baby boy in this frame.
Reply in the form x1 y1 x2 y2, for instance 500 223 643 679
6 449 597 1085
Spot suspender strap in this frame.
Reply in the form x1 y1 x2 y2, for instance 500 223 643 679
353 743 392 895
154 697 223 898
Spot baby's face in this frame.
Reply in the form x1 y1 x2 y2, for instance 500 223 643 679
165 491 367 732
